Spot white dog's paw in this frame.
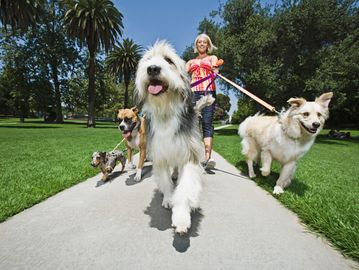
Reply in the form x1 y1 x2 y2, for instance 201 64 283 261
127 163 136 170
249 172 256 178
171 210 191 234
273 186 284 195
260 169 270 177
134 169 142 182
161 197 172 209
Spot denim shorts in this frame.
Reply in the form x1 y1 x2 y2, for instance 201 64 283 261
193 91 216 138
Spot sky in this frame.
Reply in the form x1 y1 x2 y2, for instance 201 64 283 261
114 0 222 54
113 0 278 115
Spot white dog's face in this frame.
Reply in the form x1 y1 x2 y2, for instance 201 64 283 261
288 92 333 135
135 40 190 104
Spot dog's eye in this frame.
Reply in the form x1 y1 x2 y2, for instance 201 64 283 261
165 56 174 65
317 112 322 117
303 112 309 117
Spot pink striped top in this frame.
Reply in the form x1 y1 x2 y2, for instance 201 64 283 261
189 58 216 92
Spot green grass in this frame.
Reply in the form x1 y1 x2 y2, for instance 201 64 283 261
0 118 125 222
1 119 358 261
213 125 359 261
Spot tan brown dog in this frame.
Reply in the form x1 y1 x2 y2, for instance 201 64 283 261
117 107 147 181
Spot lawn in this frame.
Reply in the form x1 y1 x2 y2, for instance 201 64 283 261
0 118 125 223
213 125 359 261
1 118 358 261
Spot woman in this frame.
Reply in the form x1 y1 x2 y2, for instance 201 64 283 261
186 33 219 170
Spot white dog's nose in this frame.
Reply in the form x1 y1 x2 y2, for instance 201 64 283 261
312 122 320 128
147 65 161 76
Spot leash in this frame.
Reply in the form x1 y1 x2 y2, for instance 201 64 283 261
190 73 217 88
215 73 280 115
189 59 279 114
112 137 126 152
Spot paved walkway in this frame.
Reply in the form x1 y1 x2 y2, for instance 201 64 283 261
0 152 356 270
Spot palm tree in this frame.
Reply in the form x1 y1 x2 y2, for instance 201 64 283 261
64 0 123 127
105 38 142 108
0 0 42 33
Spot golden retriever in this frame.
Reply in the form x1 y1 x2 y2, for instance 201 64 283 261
238 92 333 194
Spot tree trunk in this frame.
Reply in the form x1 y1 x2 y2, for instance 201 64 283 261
124 74 130 108
124 82 129 109
87 50 96 128
19 98 28 123
51 61 63 123
50 2 63 123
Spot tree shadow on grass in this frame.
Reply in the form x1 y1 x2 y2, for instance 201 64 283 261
235 160 309 197
144 190 204 253
80 126 118 129
0 120 117 128
315 135 359 145
0 125 61 129
214 127 238 136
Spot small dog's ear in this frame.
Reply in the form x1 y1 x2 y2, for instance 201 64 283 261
287 97 306 107
315 92 333 108
131 106 138 113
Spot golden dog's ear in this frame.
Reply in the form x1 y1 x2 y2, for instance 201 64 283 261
287 97 306 107
117 109 123 119
131 106 138 113
315 92 333 108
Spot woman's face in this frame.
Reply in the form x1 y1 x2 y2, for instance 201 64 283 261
196 37 209 54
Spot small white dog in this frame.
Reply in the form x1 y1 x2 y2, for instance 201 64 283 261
238 92 333 194
135 41 204 234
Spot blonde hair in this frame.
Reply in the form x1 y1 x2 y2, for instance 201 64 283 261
194 33 217 54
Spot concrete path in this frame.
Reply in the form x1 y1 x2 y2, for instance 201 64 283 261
0 152 356 270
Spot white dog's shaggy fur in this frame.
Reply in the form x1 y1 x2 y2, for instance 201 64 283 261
238 92 333 194
135 41 204 234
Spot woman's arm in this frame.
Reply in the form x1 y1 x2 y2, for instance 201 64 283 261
211 55 219 73
185 59 193 73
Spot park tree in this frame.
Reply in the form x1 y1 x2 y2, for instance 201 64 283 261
30 0 80 122
231 98 256 124
64 0 123 127
0 0 43 33
193 0 358 126
214 93 231 121
0 39 35 122
105 38 142 109
0 1 80 122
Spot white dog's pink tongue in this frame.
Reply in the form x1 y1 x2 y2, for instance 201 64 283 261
148 84 163 95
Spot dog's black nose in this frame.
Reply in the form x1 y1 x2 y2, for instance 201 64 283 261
312 122 320 128
147 65 161 76
119 125 125 131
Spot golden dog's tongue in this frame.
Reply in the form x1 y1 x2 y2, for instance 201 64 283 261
148 84 163 95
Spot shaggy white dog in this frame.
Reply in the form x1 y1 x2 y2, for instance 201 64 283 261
238 92 333 194
135 41 204 234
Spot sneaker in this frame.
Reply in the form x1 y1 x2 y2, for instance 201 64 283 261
204 158 216 170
